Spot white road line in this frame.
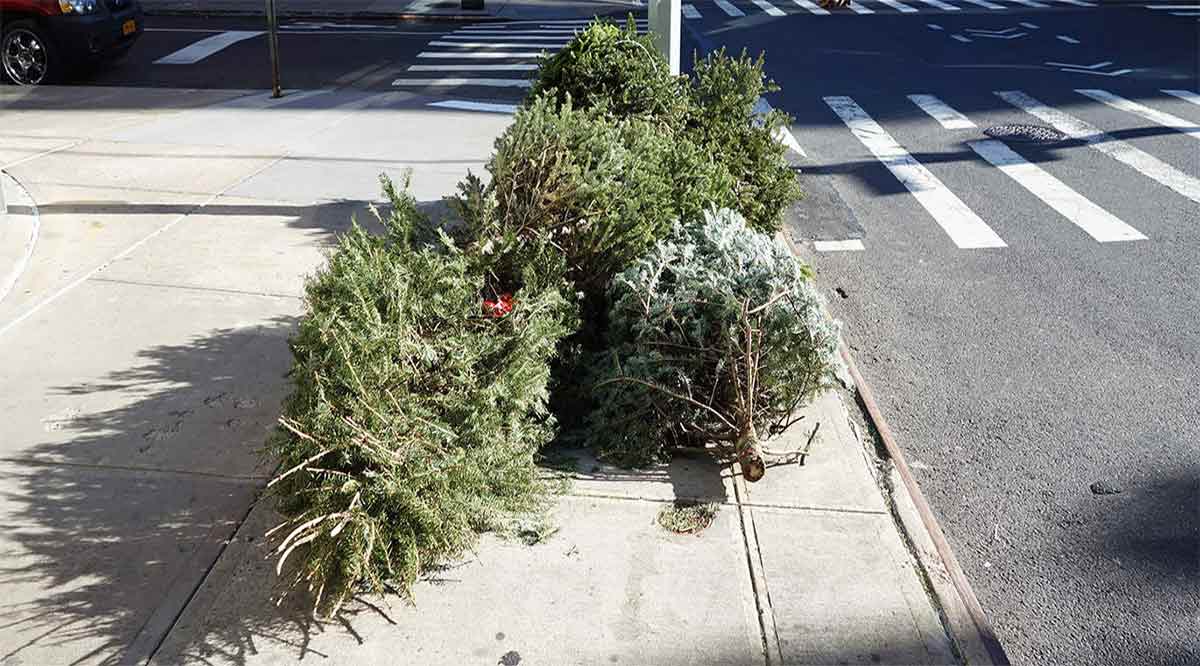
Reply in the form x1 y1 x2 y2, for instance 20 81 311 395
794 0 831 13
847 1 876 13
814 239 866 252
1162 89 1200 106
1020 21 1039 28
393 77 532 87
1056 35 1080 43
1004 0 1048 6
428 100 518 113
908 94 976 129
874 0 920 11
1050 0 1095 6
917 0 962 10
998 90 1200 204
683 3 703 17
824 96 1006 249
952 34 972 42
959 0 1005 7
1170 10 1200 14
444 33 575 40
451 29 585 35
429 41 563 48
928 22 944 29
417 51 544 58
715 0 747 16
154 30 263 65
968 139 1146 242
751 0 787 15
408 63 539 70
1076 89 1200 141
1145 3 1200 7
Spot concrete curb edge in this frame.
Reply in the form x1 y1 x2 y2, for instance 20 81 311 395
839 348 1011 666
0 170 40 307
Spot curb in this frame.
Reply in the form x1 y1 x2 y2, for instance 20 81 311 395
840 348 1011 666
0 170 40 306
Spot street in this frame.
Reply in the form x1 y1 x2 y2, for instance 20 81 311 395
3 1 1198 664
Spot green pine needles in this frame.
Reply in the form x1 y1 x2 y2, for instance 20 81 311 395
265 177 575 613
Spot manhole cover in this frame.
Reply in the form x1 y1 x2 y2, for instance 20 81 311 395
983 124 1068 144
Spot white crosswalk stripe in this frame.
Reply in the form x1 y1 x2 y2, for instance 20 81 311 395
1162 89 1200 106
874 0 920 12
751 0 788 14
968 139 1146 242
907 94 975 129
715 0 747 15
847 1 876 13
997 90 1200 205
793 0 832 13
824 96 1007 249
804 91 1200 251
683 3 703 17
1076 89 1200 142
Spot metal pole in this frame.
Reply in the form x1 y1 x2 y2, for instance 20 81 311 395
266 0 282 98
649 0 681 75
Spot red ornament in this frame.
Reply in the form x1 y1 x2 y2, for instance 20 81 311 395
483 293 515 318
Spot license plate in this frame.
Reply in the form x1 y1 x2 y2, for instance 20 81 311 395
122 20 136 36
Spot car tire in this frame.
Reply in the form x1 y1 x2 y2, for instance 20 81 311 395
1 20 61 85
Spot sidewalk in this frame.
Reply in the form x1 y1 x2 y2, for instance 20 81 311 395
140 0 645 21
0 86 993 665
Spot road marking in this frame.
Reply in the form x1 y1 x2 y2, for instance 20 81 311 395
1003 0 1048 7
751 0 788 14
154 31 263 65
408 63 539 70
917 0 962 9
715 0 747 15
1145 3 1200 6
683 3 703 17
908 94 976 129
1020 21 1039 28
952 34 972 42
1162 89 1200 106
824 96 1006 249
814 239 866 252
928 22 944 29
1076 89 1200 141
429 41 563 48
794 0 832 13
443 33 575 40
417 51 544 58
873 0 920 11
1056 35 1080 43
1050 0 1095 6
1170 10 1200 14
968 139 1146 243
428 100 518 113
958 0 1005 7
847 1 876 13
997 90 1200 204
393 77 533 87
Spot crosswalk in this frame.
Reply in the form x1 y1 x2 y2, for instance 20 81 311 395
680 0 1093 18
392 19 648 91
1143 2 1200 18
811 89 1199 251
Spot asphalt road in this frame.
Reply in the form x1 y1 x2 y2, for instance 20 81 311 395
39 4 1200 664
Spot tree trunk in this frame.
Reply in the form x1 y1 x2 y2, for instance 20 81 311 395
736 425 765 482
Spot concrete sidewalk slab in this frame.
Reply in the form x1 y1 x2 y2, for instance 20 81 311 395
0 172 39 305
0 278 294 476
150 493 764 665
744 390 886 513
99 196 366 297
0 460 260 666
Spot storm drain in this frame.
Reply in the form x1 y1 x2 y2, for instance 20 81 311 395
983 124 1069 145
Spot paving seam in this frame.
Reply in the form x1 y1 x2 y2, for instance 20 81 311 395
0 456 270 483
89 277 304 301
564 488 889 515
732 471 785 664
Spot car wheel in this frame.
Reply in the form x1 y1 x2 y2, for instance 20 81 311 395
1 21 60 85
